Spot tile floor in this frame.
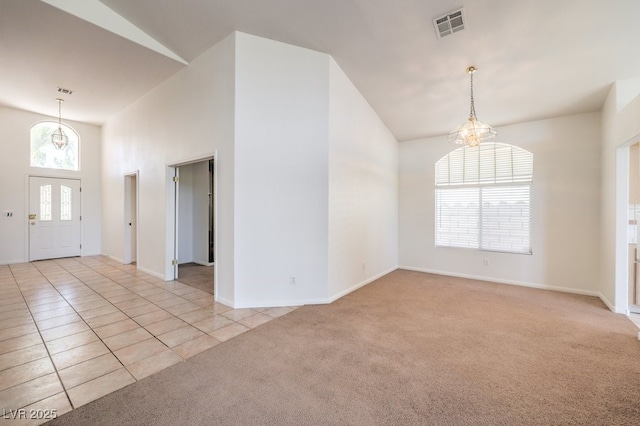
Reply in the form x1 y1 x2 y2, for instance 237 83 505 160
0 256 298 425
175 263 214 294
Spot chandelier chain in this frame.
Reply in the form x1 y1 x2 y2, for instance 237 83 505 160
469 71 476 119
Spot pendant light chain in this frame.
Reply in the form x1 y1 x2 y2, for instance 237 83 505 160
469 71 476 120
58 98 63 127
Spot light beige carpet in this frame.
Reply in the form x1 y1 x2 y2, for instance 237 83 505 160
48 270 640 425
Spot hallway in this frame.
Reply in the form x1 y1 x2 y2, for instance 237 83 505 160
0 256 298 421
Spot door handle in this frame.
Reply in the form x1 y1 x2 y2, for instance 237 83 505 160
30 222 36 225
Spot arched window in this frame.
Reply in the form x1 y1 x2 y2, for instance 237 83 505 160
435 142 533 254
30 122 79 171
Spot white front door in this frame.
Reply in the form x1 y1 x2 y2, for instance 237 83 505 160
29 177 81 261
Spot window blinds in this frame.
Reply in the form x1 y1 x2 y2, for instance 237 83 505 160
435 143 533 185
435 143 532 254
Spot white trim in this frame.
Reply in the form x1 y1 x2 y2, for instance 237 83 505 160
167 153 215 168
616 134 640 314
327 267 397 303
104 253 124 264
211 153 218 301
597 292 624 313
0 259 28 266
230 267 397 309
615 146 630 312
167 153 217 285
398 264 606 296
194 261 214 267
104 253 166 280
215 295 234 307
136 264 165 280
231 298 323 309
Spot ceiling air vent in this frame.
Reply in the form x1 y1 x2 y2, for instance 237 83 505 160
57 87 73 95
433 8 465 39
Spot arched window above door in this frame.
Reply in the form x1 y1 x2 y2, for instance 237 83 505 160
30 121 80 171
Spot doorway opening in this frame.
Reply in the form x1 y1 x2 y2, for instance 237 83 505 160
169 156 216 295
28 176 81 261
627 143 640 314
124 172 138 265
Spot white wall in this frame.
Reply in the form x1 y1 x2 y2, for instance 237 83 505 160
192 160 210 265
399 113 601 295
177 165 194 264
233 33 330 306
101 33 236 303
101 32 399 308
328 58 398 300
600 82 640 312
0 105 101 264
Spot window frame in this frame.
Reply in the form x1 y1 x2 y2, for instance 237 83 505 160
435 142 533 255
30 121 80 171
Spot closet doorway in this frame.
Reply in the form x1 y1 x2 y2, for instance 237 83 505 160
123 172 138 265
172 157 215 295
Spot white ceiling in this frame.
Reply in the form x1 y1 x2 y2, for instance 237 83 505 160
1 0 639 141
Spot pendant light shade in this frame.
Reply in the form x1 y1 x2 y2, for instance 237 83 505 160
447 66 497 147
51 98 69 150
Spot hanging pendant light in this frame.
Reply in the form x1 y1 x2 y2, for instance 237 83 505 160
51 98 69 150
447 66 497 147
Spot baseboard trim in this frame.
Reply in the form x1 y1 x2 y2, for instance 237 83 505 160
215 295 234 307
101 253 166 280
229 267 398 309
136 265 165 280
104 254 124 264
0 259 27 266
327 267 398 304
231 297 329 309
2 253 115 266
398 265 605 299
597 292 626 314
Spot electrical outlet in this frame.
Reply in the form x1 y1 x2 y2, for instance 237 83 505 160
483 258 489 266
362 262 366 270
290 276 296 285
3 211 13 218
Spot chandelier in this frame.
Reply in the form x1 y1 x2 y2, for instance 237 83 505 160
51 98 69 150
447 66 497 147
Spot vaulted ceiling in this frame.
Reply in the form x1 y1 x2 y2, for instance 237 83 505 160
1 0 639 141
